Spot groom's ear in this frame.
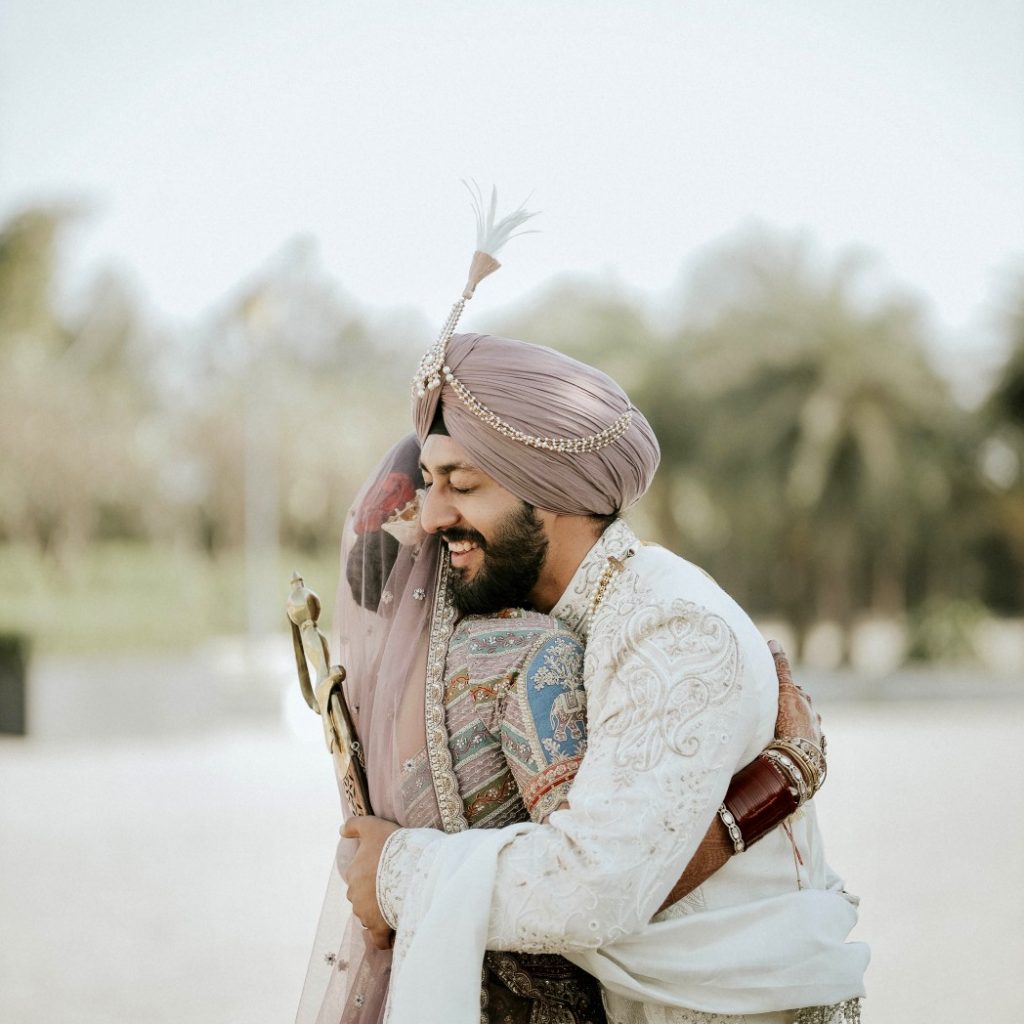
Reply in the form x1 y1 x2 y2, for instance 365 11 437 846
541 510 603 546
536 508 561 530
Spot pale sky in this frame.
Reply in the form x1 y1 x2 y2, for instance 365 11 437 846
1 1 1022 375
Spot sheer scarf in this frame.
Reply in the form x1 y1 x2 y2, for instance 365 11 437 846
296 434 446 1024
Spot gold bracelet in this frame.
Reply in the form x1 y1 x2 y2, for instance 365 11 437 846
787 736 828 793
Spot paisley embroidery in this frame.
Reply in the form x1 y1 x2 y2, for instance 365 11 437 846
600 596 741 771
380 522 858 1024
435 524 749 959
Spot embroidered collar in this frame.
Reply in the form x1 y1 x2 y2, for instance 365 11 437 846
550 519 639 642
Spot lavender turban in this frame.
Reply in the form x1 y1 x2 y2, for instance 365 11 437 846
412 333 660 515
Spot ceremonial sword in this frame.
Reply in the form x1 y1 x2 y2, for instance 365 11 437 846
286 571 372 817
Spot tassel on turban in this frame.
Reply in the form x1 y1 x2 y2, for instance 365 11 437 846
412 333 660 516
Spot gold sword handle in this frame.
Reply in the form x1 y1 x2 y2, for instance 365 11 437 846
287 571 373 816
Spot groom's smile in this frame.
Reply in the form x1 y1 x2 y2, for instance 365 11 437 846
420 434 550 614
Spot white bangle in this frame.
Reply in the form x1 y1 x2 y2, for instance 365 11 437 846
718 803 745 854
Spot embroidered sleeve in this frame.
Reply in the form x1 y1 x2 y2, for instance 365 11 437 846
500 631 587 823
376 584 757 953
376 827 436 930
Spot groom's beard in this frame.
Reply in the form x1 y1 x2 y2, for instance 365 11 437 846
445 503 548 616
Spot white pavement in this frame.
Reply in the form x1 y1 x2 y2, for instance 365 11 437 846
1 697 1022 1023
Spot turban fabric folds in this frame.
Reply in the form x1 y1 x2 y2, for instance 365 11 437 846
413 333 660 516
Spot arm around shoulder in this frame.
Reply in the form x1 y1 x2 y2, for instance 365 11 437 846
379 598 759 953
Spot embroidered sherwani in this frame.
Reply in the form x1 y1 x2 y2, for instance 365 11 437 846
378 521 867 1024
412 608 606 1024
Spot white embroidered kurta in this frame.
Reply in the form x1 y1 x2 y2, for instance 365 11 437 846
377 521 868 1024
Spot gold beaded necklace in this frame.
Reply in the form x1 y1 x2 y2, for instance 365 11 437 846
586 548 636 622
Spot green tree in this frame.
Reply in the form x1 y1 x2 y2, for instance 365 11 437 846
179 243 413 556
0 208 160 558
0 206 75 352
978 271 1024 612
644 231 974 658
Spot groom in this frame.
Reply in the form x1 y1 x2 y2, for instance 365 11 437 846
344 331 866 1023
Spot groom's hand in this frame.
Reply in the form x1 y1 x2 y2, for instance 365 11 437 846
342 816 401 950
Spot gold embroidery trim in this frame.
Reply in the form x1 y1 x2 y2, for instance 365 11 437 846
423 555 469 833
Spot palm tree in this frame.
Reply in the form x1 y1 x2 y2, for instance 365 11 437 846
644 230 973 658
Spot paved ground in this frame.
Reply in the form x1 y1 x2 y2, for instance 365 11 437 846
1 664 1022 1022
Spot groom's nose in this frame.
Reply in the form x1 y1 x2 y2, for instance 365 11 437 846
419 485 459 534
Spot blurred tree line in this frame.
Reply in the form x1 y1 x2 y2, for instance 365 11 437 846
2 206 1022 658
0 207 411 561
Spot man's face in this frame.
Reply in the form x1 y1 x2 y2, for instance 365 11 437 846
419 434 548 614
